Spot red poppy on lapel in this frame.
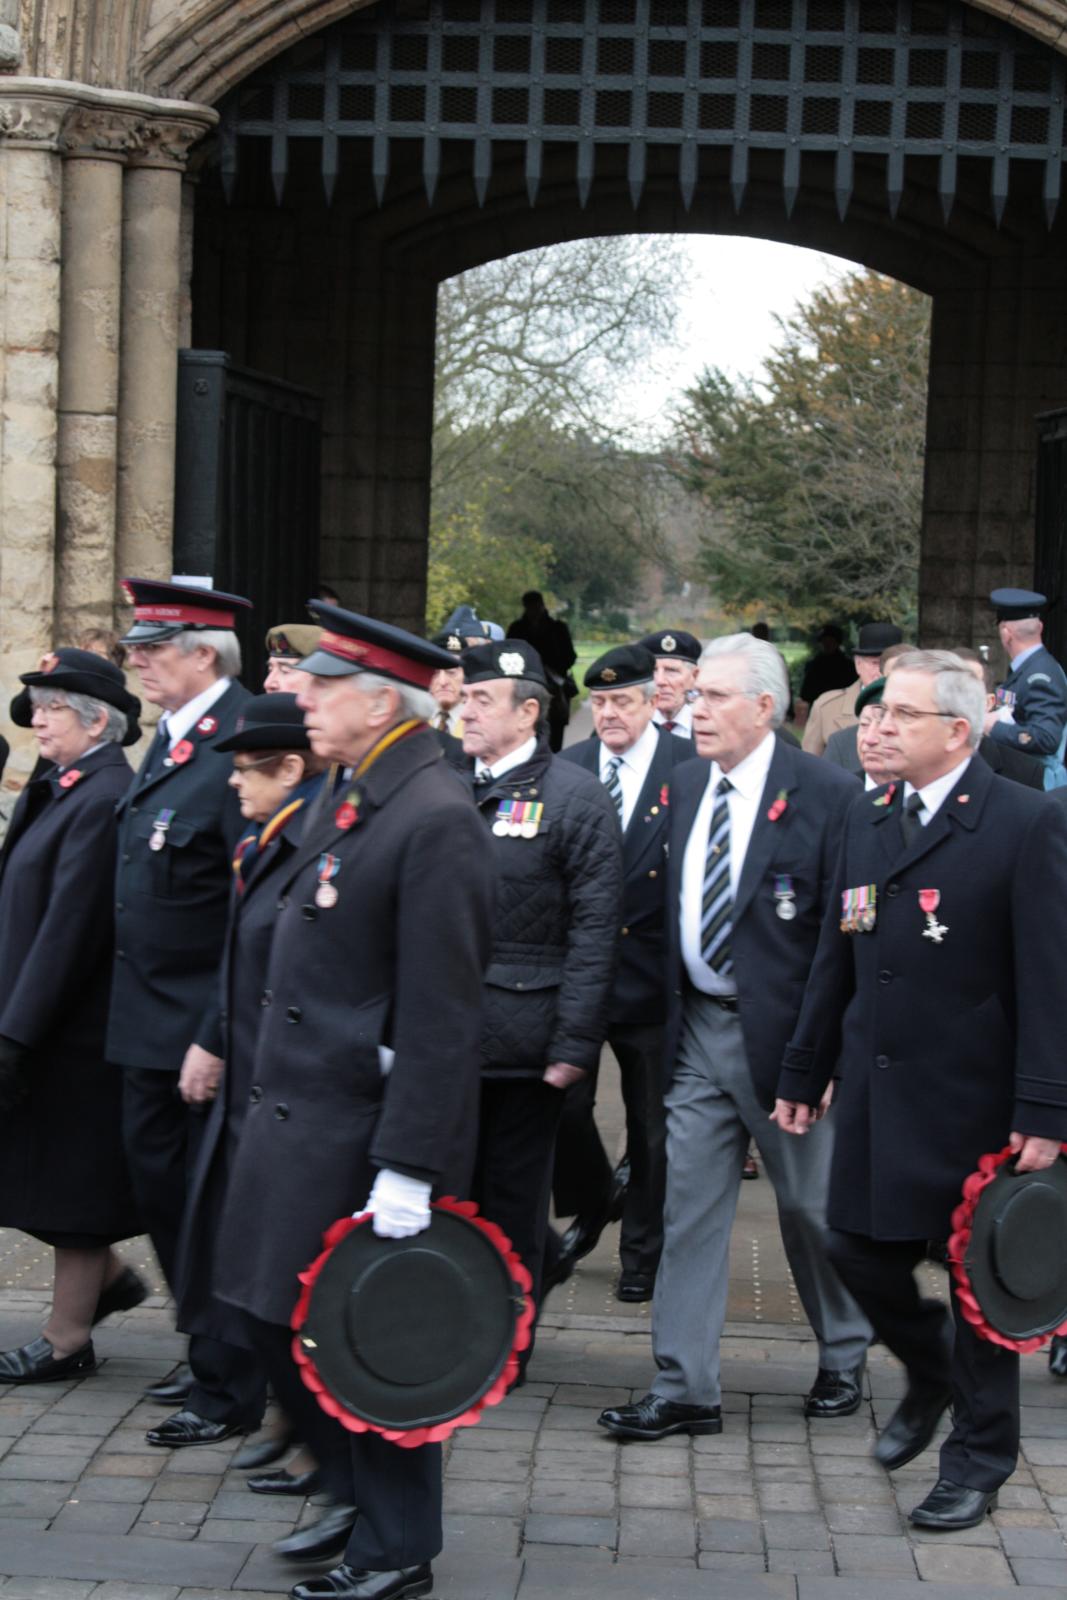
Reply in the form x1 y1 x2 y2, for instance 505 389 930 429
335 802 358 831
659 784 669 807
170 739 194 766
58 769 82 789
767 788 788 822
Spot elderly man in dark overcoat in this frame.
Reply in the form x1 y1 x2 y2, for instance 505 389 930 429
213 605 493 1600
108 579 258 1444
776 648 1067 1531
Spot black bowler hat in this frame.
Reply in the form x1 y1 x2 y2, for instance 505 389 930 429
299 601 457 688
215 694 311 754
990 588 1050 622
949 1148 1067 1350
461 640 547 688
18 648 142 745
855 622 904 657
292 1202 533 1443
120 578 252 645
639 628 701 663
584 644 656 691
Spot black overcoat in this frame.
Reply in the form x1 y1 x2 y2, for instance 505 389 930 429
106 681 251 1072
560 728 698 1026
0 744 138 1237
214 728 494 1327
778 755 1067 1239
664 737 858 1105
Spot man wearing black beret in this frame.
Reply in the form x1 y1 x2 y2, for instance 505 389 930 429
640 629 702 739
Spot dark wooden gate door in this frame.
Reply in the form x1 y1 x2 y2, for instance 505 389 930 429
1035 408 1067 665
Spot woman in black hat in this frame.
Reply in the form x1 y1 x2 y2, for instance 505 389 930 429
0 650 146 1384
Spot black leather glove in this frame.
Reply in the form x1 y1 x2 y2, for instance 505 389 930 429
0 1035 32 1112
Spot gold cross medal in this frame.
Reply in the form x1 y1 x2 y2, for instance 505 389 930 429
919 888 948 943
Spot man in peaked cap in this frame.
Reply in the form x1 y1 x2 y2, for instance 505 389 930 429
803 622 904 758
458 638 622 1351
639 629 702 739
263 622 322 693
551 644 700 1301
984 589 1067 786
212 601 493 1600
108 579 262 1446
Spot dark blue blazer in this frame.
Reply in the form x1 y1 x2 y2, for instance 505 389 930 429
779 755 1067 1239
561 727 700 1026
988 643 1067 759
665 736 859 1106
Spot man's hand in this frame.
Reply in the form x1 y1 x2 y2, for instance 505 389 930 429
358 1169 432 1238
179 1044 224 1105
543 1062 586 1090
771 1098 817 1135
1010 1132 1062 1172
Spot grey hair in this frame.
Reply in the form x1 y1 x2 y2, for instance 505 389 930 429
175 628 242 678
510 679 551 727
700 633 789 729
29 687 127 745
353 670 438 724
890 649 985 748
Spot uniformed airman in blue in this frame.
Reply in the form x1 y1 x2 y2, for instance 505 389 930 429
983 589 1067 787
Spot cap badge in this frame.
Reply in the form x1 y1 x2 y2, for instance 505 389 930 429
41 652 59 675
600 668 618 683
661 635 677 652
498 651 525 677
446 634 463 654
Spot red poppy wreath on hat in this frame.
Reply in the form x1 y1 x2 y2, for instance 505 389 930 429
947 1144 1067 1353
291 1198 534 1448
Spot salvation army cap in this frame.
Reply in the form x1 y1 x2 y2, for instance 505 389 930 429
214 693 312 754
584 643 656 691
461 640 547 688
299 601 457 689
120 579 252 646
990 589 1050 622
265 623 321 661
855 622 904 657
292 1202 533 1441
949 1149 1067 1349
639 629 702 663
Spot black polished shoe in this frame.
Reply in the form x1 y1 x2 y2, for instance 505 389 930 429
248 1467 323 1496
804 1361 866 1419
606 1157 630 1222
274 1502 359 1561
0 1335 96 1384
560 1212 604 1263
92 1266 150 1326
145 1408 243 1448
616 1271 655 1304
873 1383 952 1470
144 1363 193 1404
290 1563 433 1600
1050 1335 1067 1378
598 1392 722 1441
909 1477 998 1530
233 1427 297 1471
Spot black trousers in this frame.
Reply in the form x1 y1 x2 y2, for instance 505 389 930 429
244 1314 443 1570
122 1067 265 1428
827 1229 1020 1491
471 1076 565 1323
552 1023 667 1276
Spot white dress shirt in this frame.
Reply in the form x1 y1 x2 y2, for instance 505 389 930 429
653 703 693 739
475 734 537 783
599 720 659 831
902 755 972 826
157 677 231 749
680 731 776 996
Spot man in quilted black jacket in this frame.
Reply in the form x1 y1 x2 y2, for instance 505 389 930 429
459 639 623 1344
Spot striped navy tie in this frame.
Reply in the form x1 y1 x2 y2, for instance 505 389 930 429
700 776 734 973
603 755 624 822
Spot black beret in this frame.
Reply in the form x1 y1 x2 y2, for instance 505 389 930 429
584 644 656 690
638 629 702 664
214 693 312 753
461 641 547 688
855 677 886 716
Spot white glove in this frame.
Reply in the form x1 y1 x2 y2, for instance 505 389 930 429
359 1169 432 1239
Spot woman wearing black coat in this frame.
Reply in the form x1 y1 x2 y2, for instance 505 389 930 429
0 649 146 1384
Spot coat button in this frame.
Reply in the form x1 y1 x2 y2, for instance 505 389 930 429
130 806 139 815
115 902 124 913
115 950 125 960
648 869 657 879
301 904 317 921
274 1103 290 1120
122 853 130 863
286 1005 302 1023
277 897 289 911
260 990 272 1007
878 970 892 985
887 883 900 898
875 1054 889 1069
621 926 630 936
249 1085 263 1104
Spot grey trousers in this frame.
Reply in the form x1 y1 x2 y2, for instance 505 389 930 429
651 992 870 1405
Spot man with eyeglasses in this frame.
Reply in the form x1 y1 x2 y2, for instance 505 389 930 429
775 648 1067 1532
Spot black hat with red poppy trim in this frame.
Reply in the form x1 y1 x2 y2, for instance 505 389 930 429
298 601 457 689
120 578 252 645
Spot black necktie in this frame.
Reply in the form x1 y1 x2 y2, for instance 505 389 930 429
900 791 924 849
141 722 169 782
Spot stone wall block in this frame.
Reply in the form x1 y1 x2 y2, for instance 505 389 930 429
4 261 60 351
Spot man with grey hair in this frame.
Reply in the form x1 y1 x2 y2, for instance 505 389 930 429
108 579 259 1446
776 648 1067 1530
599 633 869 1443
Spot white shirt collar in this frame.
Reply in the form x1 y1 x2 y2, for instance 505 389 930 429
904 755 972 823
654 703 692 734
710 730 776 799
475 734 537 782
602 718 660 776
158 677 231 748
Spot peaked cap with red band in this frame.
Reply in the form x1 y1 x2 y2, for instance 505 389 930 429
298 600 458 690
120 578 252 646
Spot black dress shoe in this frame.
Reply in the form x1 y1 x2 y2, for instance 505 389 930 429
606 1157 630 1222
145 1408 244 1448
873 1383 952 1470
616 1271 655 1304
144 1363 193 1404
274 1501 359 1561
0 1335 96 1384
909 1477 998 1530
598 1392 722 1441
93 1266 150 1326
1050 1335 1067 1377
804 1362 865 1418
290 1563 433 1600
233 1427 297 1470
248 1467 323 1496
560 1212 604 1263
